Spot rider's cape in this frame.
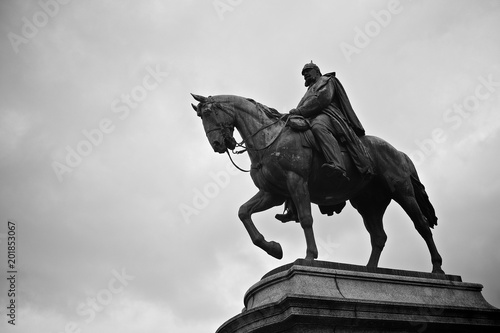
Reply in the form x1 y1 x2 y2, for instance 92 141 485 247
292 72 372 176
326 72 365 137
294 72 365 137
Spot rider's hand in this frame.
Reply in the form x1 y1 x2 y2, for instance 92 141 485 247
289 108 299 115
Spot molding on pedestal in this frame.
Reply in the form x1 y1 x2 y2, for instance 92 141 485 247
216 260 500 333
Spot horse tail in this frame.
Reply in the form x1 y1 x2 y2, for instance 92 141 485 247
405 154 438 228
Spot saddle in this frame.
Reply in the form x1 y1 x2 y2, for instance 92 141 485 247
287 114 311 132
285 114 319 151
285 114 354 155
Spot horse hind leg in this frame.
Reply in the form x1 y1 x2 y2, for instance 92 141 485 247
392 182 444 274
351 192 391 268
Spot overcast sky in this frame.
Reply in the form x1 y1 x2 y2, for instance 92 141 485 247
1 0 500 332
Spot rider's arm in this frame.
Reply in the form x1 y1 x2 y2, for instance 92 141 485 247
293 78 334 118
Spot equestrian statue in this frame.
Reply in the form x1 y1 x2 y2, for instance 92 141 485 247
191 62 444 274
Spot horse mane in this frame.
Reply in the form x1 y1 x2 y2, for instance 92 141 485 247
206 95 283 120
244 98 283 119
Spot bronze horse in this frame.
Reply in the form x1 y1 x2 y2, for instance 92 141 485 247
191 94 444 274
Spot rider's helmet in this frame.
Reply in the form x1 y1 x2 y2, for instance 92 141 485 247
301 61 321 75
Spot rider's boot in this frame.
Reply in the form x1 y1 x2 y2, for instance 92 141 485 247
275 200 298 223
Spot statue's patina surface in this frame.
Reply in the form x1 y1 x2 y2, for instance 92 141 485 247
279 62 373 222
191 64 444 274
292 62 371 177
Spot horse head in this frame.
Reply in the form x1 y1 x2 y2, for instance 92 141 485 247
191 94 237 153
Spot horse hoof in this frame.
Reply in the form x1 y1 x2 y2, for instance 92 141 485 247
267 241 283 259
305 250 318 260
432 267 445 274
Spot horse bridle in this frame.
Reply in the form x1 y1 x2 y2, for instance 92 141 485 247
203 103 238 150
201 101 287 172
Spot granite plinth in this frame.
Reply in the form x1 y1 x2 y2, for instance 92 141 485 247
216 259 500 333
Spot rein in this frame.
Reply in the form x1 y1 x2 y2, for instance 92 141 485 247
227 116 288 173
233 116 287 152
206 101 288 172
226 150 250 172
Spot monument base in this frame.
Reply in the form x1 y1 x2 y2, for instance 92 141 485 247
216 259 500 332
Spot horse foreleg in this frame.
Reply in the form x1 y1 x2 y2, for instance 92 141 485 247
286 173 318 260
238 190 285 259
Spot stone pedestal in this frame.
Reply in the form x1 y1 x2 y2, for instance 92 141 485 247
216 259 500 332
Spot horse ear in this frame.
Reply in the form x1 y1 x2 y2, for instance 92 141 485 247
191 93 207 103
191 103 200 116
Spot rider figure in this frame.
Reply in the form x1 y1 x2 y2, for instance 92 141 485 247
276 61 373 222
